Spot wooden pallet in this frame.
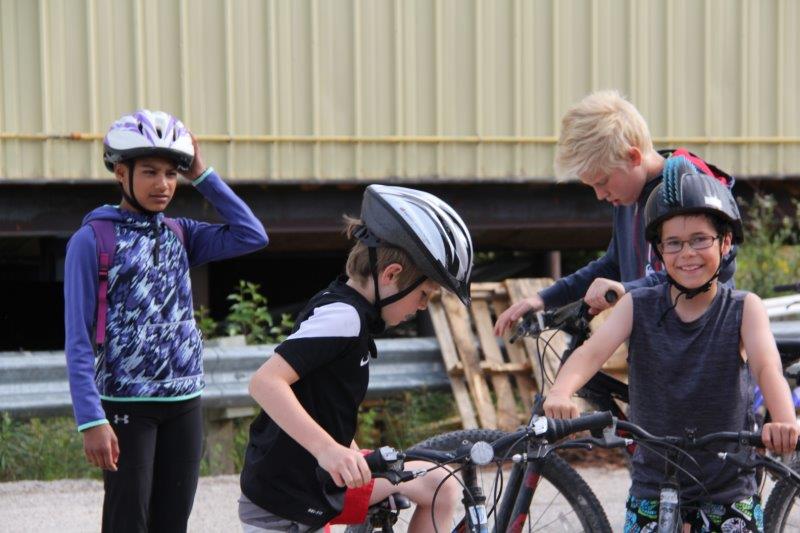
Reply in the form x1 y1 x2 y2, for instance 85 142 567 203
429 278 627 431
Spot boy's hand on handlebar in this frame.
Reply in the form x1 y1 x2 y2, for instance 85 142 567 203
762 422 800 456
543 394 580 420
494 295 544 336
83 423 119 471
317 443 372 489
584 279 624 315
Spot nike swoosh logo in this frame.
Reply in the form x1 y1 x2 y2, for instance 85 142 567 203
360 355 370 367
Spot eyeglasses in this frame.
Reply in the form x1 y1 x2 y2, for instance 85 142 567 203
657 235 719 254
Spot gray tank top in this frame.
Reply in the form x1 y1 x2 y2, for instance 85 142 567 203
627 284 756 503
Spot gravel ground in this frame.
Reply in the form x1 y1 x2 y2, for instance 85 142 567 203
1 467 633 532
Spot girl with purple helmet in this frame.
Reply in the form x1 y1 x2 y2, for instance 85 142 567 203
64 109 268 532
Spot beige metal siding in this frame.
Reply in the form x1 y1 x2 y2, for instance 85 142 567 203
1 0 798 182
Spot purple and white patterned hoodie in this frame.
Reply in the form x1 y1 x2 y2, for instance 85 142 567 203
64 170 267 431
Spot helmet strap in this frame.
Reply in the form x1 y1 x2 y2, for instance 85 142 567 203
366 245 426 309
356 225 426 311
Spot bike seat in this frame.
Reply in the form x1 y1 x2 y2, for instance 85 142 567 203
375 493 412 511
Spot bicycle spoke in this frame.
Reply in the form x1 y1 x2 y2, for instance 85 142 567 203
527 488 582 532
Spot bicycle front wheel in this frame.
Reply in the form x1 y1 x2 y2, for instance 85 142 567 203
764 463 800 532
411 429 612 533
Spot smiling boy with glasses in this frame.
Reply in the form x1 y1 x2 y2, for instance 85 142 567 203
543 158 799 532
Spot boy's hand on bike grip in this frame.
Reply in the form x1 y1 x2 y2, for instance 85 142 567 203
317 443 372 489
542 394 580 420
761 422 800 456
83 423 119 471
584 279 623 315
494 294 544 336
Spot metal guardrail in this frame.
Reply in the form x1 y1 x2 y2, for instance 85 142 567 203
0 337 450 419
3 321 800 420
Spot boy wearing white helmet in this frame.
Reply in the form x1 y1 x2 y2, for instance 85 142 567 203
64 109 268 532
239 185 473 532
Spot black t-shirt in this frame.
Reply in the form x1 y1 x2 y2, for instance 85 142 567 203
240 276 383 527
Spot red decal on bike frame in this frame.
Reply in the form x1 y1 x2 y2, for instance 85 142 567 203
525 472 541 489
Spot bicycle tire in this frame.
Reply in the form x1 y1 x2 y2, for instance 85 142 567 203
409 429 613 533
764 461 800 532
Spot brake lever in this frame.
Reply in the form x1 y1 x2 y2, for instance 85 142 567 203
719 450 800 484
375 469 426 485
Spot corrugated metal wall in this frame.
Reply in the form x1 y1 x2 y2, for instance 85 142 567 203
1 0 798 182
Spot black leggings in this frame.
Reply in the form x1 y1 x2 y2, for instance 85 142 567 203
101 397 203 533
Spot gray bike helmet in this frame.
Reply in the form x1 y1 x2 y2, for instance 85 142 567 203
358 184 474 306
644 156 743 246
644 156 742 303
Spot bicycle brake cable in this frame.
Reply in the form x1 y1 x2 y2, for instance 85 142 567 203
634 439 711 499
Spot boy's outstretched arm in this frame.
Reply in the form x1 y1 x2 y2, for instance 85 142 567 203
544 294 633 419
741 293 800 455
249 353 371 489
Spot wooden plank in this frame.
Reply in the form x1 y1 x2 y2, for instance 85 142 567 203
441 292 498 429
492 295 536 411
472 299 519 431
504 278 567 395
448 361 532 375
428 297 478 428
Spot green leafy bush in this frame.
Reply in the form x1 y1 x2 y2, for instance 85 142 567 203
194 305 219 339
355 391 459 450
0 414 99 481
196 280 294 345
735 193 800 298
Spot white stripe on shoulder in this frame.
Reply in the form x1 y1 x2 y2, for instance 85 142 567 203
287 302 361 340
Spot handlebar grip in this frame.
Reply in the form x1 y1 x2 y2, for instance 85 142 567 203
741 431 800 451
773 283 800 293
534 411 614 441
363 448 389 472
316 448 390 494
604 290 619 304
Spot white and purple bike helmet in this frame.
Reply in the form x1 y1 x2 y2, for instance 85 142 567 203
103 109 194 213
103 109 194 172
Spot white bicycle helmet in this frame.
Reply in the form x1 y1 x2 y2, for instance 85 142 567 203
103 109 194 172
358 184 474 306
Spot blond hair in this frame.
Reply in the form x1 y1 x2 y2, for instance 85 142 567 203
342 215 424 289
553 90 653 181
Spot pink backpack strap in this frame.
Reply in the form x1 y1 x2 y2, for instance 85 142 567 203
670 147 734 187
163 217 186 247
87 220 116 346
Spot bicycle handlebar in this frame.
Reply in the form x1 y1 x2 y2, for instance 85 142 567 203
509 289 619 343
773 282 800 294
613 419 800 451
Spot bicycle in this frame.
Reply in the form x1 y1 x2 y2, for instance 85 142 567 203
340 411 800 532
337 411 617 532
588 416 800 532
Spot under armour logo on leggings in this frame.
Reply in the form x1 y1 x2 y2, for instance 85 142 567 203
114 414 129 425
